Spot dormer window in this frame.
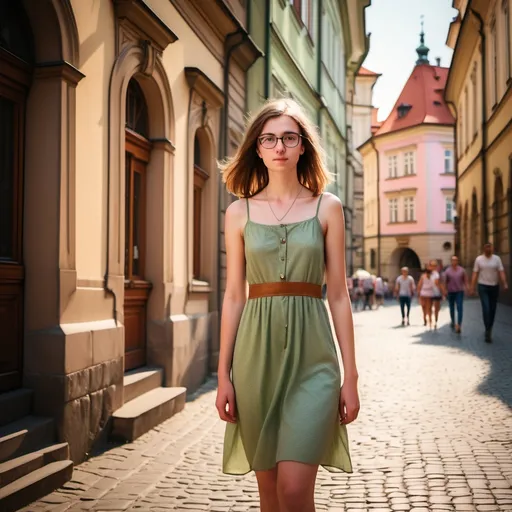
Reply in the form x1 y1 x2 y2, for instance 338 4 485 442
397 103 412 119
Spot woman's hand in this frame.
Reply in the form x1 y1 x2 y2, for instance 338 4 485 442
216 378 237 424
339 379 360 425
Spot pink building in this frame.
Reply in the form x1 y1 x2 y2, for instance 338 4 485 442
360 30 456 281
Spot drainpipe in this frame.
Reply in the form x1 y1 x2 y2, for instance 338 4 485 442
446 99 460 261
103 28 121 325
316 0 323 127
370 138 381 276
470 8 489 244
264 0 271 98
216 29 248 369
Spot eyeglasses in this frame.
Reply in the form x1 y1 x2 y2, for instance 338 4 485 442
258 132 304 149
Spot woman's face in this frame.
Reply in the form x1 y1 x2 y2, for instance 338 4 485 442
256 115 305 174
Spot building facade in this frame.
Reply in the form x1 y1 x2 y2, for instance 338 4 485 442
246 0 370 270
347 66 380 271
360 31 456 282
0 0 260 483
445 0 512 303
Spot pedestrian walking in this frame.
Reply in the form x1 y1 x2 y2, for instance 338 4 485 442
374 276 384 308
394 266 415 326
429 259 443 328
417 264 440 329
470 242 509 342
362 275 375 310
443 255 468 333
215 98 358 512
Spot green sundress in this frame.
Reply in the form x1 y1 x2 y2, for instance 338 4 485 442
222 194 353 475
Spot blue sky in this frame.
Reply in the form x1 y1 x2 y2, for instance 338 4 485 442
362 0 458 121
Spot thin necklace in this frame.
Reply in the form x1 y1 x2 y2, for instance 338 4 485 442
265 186 302 222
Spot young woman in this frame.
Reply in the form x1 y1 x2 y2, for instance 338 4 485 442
417 265 438 329
216 98 359 512
429 259 443 328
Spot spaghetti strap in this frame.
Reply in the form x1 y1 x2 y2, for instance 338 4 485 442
315 193 324 217
246 198 250 220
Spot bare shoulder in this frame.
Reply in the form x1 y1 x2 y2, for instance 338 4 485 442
319 192 344 220
225 199 247 234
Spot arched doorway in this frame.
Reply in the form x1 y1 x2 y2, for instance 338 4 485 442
390 247 422 281
0 0 34 392
123 78 152 371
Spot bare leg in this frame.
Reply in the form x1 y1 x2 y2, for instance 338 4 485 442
277 461 318 512
426 298 433 328
420 297 427 325
434 300 441 326
256 467 279 512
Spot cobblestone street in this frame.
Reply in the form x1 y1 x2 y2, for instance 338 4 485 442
23 299 512 512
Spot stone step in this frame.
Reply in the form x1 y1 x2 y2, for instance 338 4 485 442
0 389 33 427
111 386 186 441
0 443 69 488
0 416 54 463
0 459 73 512
124 366 163 403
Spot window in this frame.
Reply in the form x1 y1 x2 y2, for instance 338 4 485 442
404 197 415 222
458 102 464 153
125 79 149 280
388 155 398 178
444 149 454 173
404 151 415 175
389 198 398 223
504 0 512 81
464 87 469 148
471 64 478 136
370 249 376 269
193 133 210 279
301 0 314 36
491 18 498 106
445 198 455 222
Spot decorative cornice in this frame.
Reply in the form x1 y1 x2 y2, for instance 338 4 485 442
35 61 85 86
185 67 225 108
114 0 178 53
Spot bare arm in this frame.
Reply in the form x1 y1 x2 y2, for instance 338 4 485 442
499 269 508 289
216 200 247 423
417 275 424 295
323 194 359 424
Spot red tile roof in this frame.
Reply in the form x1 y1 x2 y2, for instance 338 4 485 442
358 66 381 77
375 64 455 137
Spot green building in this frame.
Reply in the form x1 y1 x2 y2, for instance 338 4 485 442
247 0 370 270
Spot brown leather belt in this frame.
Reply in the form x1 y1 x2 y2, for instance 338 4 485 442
248 282 322 299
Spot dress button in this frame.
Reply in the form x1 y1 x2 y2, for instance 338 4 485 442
281 238 286 244
280 273 285 280
280 256 285 261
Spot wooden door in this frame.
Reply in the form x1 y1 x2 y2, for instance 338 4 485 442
0 51 29 392
124 132 151 371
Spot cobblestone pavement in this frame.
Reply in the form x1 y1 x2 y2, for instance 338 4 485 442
23 299 512 512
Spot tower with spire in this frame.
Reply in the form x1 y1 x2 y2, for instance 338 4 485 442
416 15 430 65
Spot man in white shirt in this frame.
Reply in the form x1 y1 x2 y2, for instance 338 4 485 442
394 267 416 326
470 242 509 342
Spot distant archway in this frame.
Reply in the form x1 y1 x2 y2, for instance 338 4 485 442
390 247 422 281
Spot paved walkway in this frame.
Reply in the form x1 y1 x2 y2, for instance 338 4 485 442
23 299 512 512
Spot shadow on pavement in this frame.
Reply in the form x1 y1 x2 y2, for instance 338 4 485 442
410 299 512 411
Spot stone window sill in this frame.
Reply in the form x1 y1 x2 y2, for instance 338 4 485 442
386 174 416 181
388 220 417 225
189 279 213 293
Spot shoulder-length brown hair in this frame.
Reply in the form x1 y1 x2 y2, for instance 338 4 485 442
220 98 331 198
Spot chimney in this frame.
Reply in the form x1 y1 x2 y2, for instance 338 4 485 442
436 57 441 66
